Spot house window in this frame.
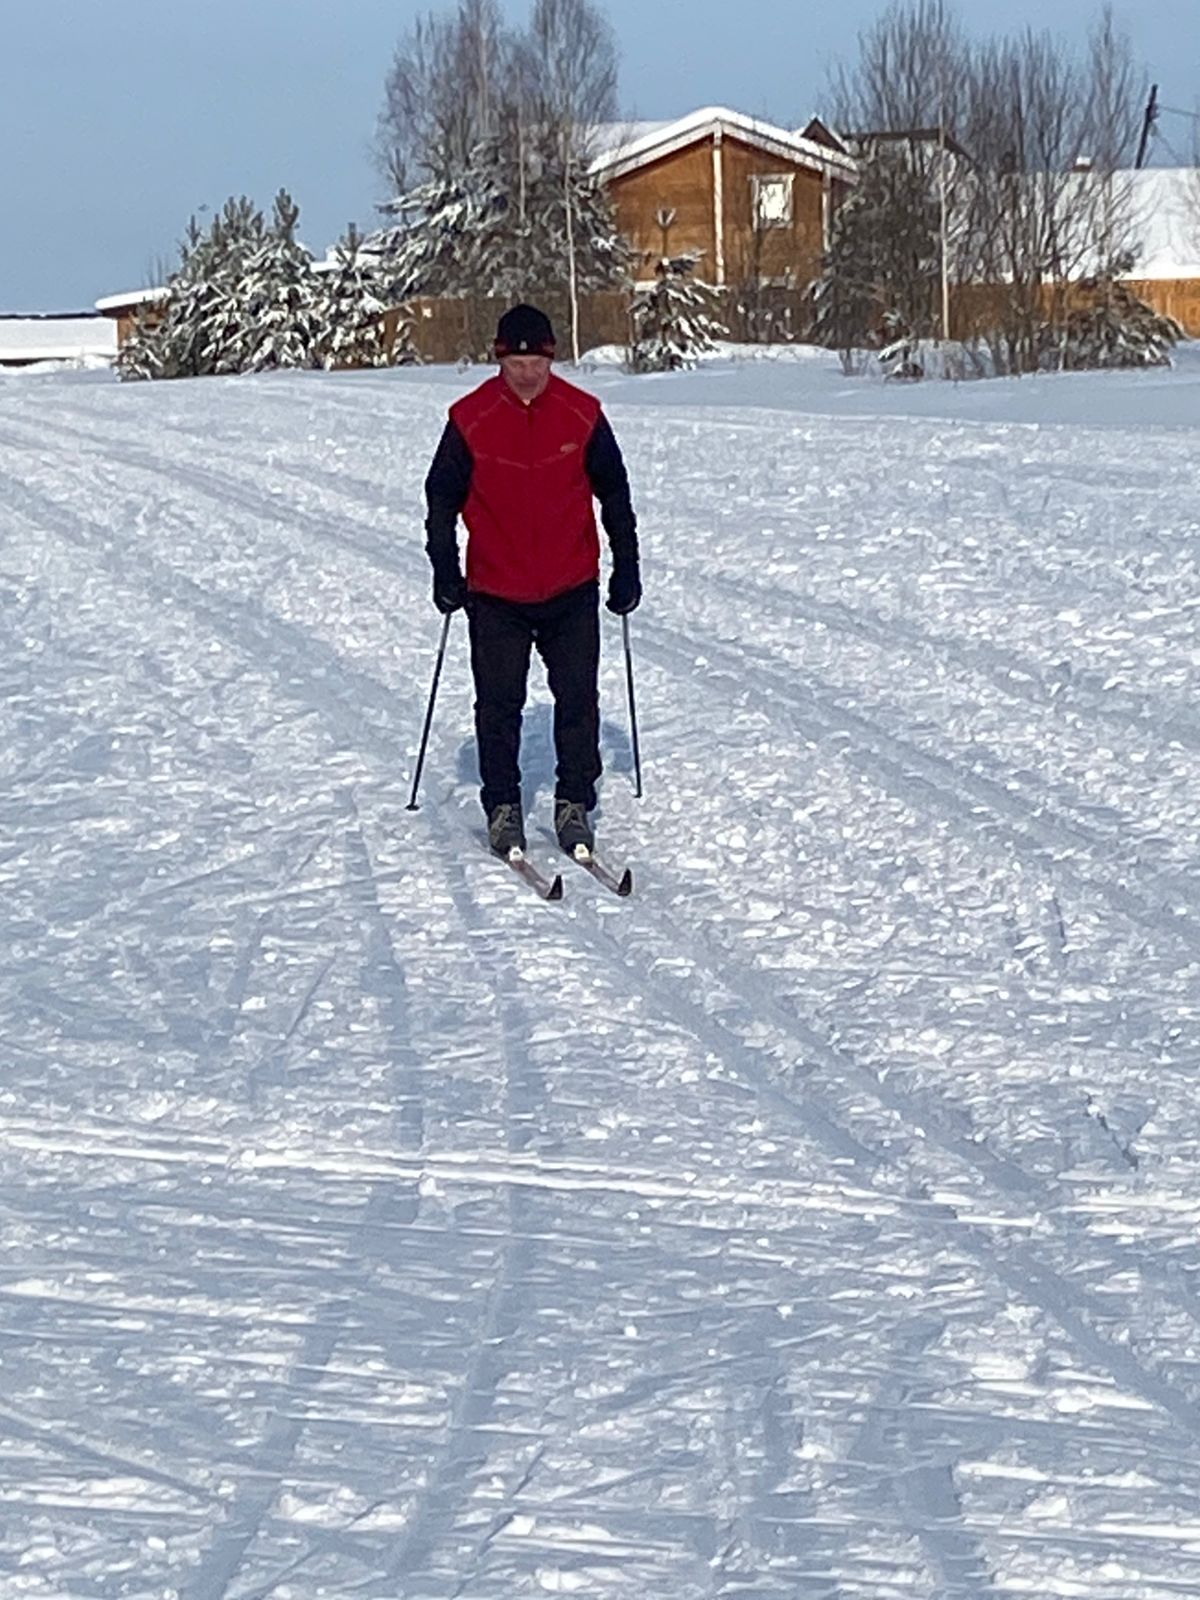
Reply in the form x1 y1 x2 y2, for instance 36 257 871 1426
752 173 794 229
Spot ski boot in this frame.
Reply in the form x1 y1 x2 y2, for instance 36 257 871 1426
487 801 526 858
554 799 594 860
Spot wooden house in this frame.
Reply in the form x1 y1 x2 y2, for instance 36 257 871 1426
589 107 857 293
94 287 169 345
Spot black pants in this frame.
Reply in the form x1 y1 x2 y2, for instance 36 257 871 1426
467 581 601 815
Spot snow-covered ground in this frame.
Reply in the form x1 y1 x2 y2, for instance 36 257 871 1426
4 348 1200 1599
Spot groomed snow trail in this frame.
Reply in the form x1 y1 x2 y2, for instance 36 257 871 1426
4 357 1200 1599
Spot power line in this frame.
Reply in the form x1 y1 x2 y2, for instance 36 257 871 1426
1152 125 1191 166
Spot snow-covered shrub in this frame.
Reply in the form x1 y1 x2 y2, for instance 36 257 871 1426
879 334 993 381
1044 279 1183 371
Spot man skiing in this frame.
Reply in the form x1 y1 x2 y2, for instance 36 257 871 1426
423 302 641 861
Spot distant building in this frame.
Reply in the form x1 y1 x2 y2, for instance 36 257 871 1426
589 106 857 293
1119 168 1200 334
0 312 118 370
94 287 169 347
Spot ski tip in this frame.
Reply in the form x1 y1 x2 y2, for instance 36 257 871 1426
616 868 633 897
548 874 565 901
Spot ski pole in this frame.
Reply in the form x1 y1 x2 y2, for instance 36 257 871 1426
406 611 453 811
622 613 643 799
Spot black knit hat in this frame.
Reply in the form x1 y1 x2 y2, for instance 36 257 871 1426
494 303 556 359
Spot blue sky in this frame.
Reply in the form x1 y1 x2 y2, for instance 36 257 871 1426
3 0 1197 311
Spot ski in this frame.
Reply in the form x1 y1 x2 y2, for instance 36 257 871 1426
567 847 633 897
505 848 564 901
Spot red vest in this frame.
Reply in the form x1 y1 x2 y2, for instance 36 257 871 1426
450 372 603 603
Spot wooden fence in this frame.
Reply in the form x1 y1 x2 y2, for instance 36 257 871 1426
950 278 1200 345
1125 280 1200 337
389 291 634 365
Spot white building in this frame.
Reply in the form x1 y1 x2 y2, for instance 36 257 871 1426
0 313 118 370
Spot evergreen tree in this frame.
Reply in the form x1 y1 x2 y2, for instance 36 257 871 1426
382 150 506 300
1048 278 1182 371
229 190 323 372
115 299 169 381
810 139 941 366
377 119 626 307
194 198 269 374
118 199 268 381
314 223 395 369
629 254 726 373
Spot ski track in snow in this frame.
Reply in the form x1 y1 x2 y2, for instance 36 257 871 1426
4 362 1200 1598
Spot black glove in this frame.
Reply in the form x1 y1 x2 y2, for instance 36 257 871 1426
432 566 468 614
606 558 641 615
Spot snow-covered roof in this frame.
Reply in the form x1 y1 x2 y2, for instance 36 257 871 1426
1043 168 1200 283
587 119 677 160
94 286 170 315
0 315 117 364
589 106 859 182
1126 168 1200 280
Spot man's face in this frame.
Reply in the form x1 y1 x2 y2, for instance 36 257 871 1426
500 354 552 403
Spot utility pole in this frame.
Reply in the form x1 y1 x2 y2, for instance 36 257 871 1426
565 146 580 365
1136 84 1159 169
938 114 951 342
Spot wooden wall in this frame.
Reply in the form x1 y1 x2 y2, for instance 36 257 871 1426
719 137 827 290
607 134 832 292
608 142 718 279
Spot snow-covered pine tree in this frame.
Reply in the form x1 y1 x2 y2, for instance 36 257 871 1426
117 209 252 381
527 135 627 297
1047 278 1182 370
192 198 269 375
808 189 882 372
382 152 506 301
314 223 395 368
377 119 626 312
629 254 726 373
118 200 272 380
225 190 323 373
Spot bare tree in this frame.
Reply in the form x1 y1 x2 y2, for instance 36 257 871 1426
1080 6 1144 271
527 0 618 153
828 0 976 343
827 1 1149 374
830 0 969 142
525 0 620 357
964 17 1143 371
375 0 512 192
